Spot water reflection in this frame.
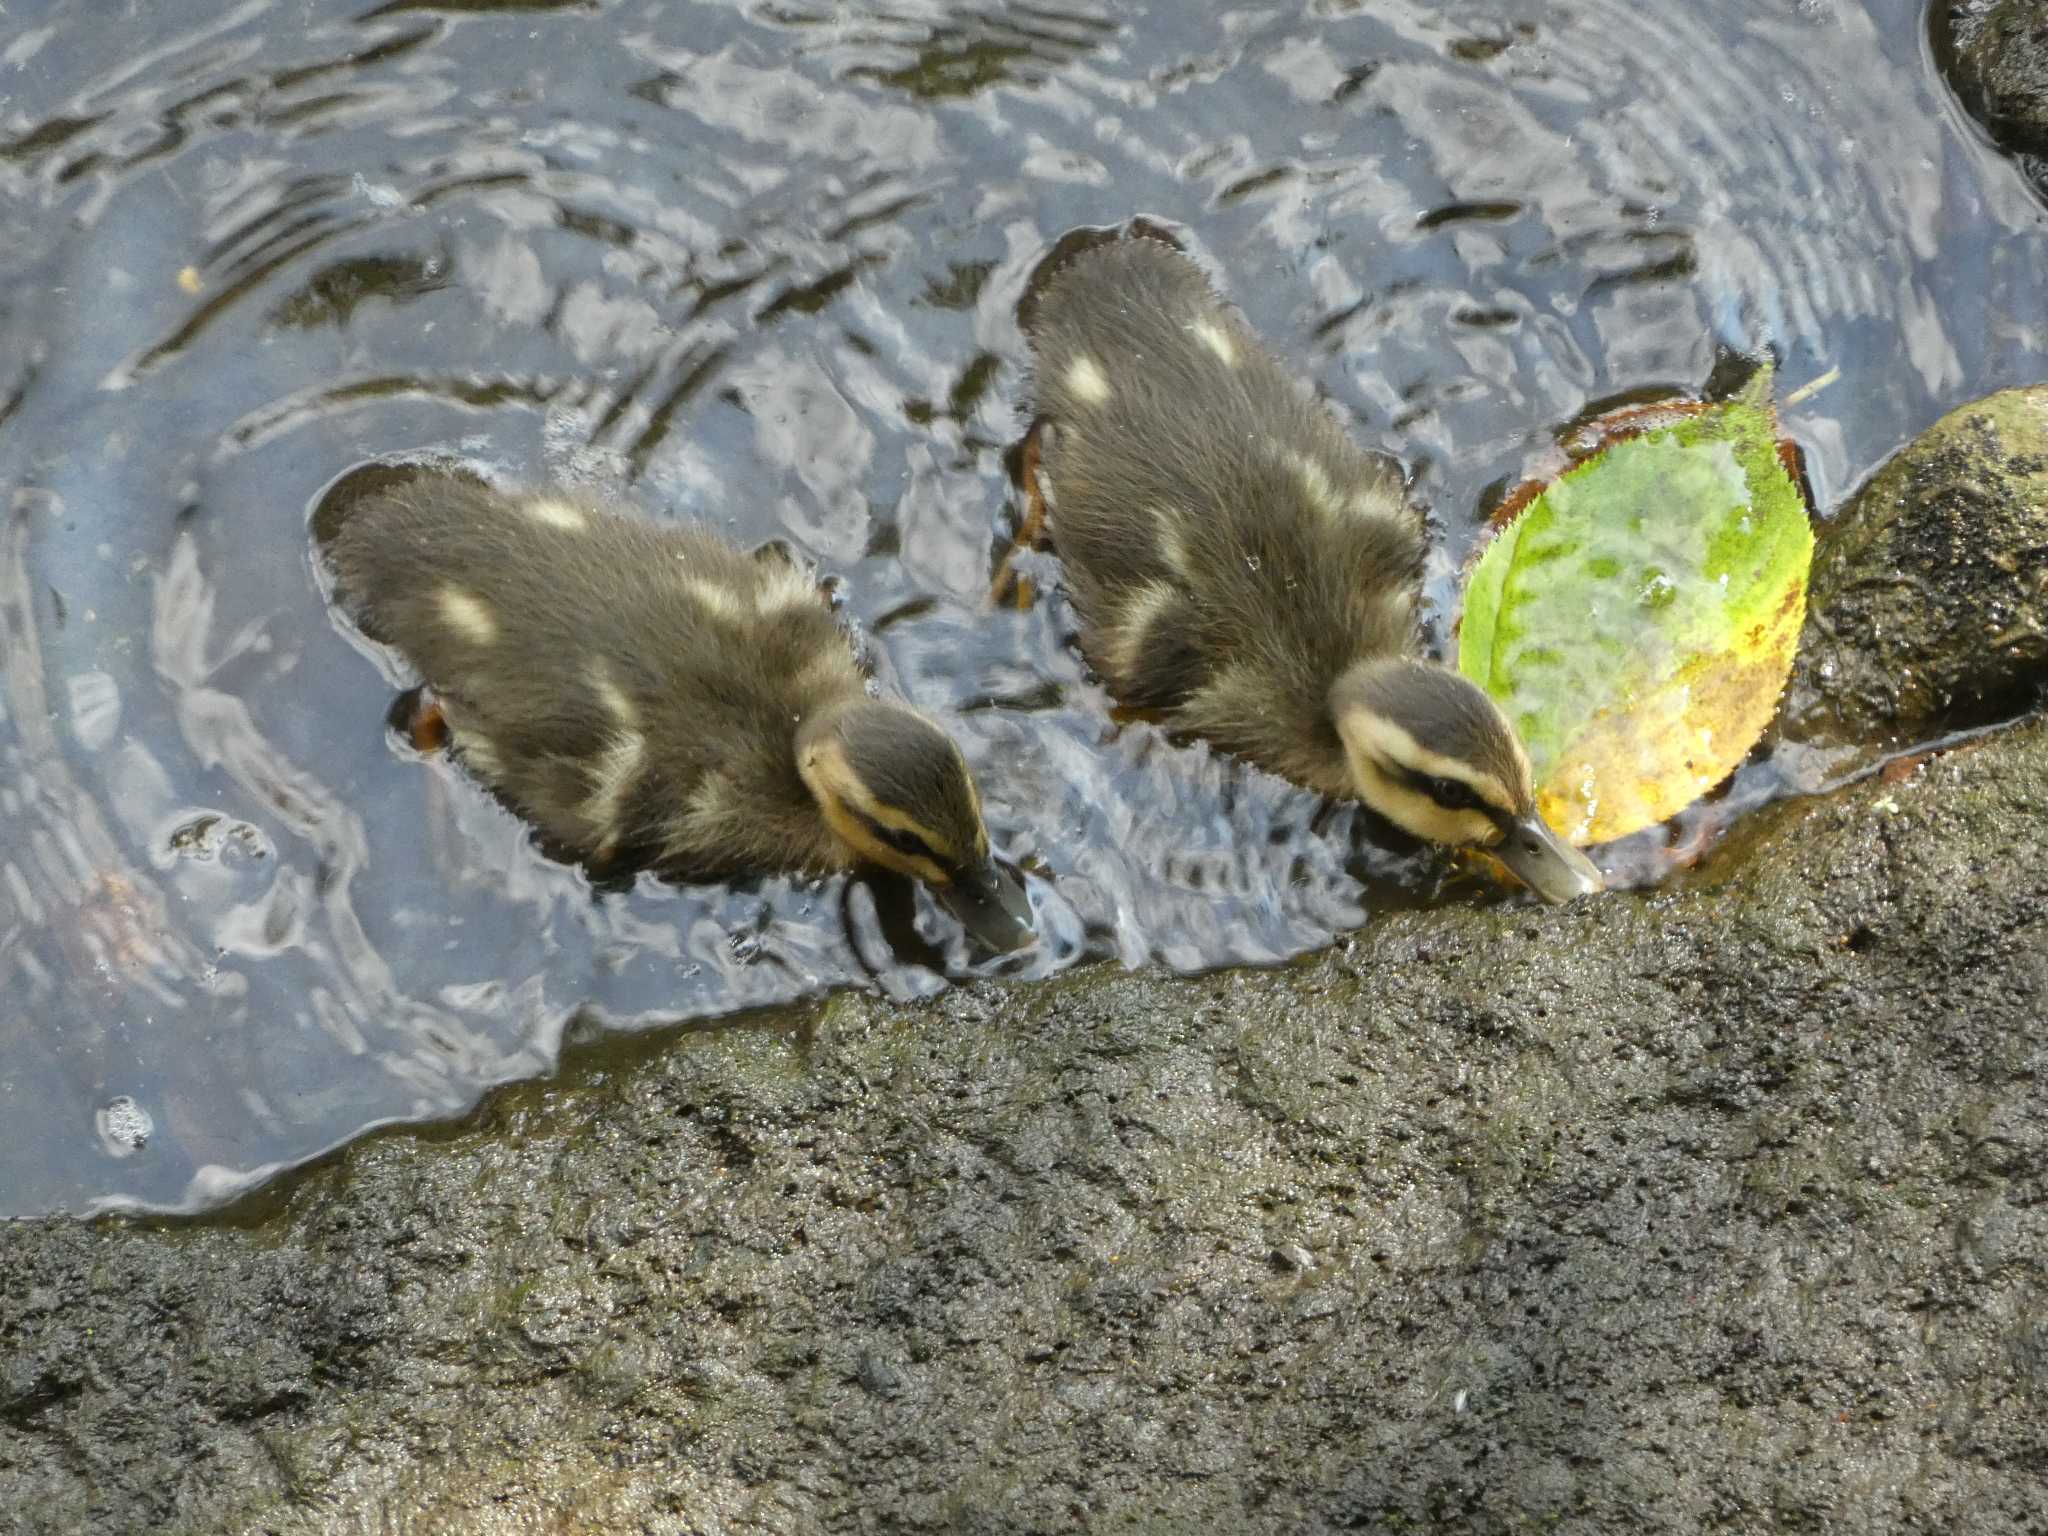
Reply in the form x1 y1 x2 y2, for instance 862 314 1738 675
1 0 2041 1215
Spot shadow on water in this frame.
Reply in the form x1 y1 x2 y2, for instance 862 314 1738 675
0 0 2042 1215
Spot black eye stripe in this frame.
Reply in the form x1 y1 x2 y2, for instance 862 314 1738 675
858 811 940 863
1408 771 1481 812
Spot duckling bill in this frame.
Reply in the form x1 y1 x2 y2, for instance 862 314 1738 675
327 475 1031 949
1022 235 1601 903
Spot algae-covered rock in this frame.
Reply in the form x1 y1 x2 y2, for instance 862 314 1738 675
1781 385 2048 748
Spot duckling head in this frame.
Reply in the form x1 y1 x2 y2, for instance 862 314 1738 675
1330 659 1604 903
796 699 1032 949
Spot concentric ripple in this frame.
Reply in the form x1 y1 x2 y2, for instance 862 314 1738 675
1 0 2040 1215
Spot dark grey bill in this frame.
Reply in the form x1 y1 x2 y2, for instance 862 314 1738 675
1495 814 1605 904
938 856 1037 953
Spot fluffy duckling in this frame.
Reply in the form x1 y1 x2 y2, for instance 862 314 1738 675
328 475 1030 945
1021 235 1601 903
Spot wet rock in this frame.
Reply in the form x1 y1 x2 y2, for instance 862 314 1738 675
1781 385 2048 749
1271 1242 1316 1273
854 1350 907 1398
3 714 2047 1533
1938 0 2048 182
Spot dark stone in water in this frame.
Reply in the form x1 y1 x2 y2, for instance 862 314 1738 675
1782 385 2048 750
1937 0 2048 191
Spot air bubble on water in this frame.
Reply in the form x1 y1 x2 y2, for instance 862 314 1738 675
96 1095 153 1157
351 172 406 209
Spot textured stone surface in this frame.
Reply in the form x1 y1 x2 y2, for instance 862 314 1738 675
1940 0 2048 172
3 705 2046 1534
1782 385 2048 751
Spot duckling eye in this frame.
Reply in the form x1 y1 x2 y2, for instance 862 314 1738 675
1425 776 1479 811
878 825 933 859
858 813 940 866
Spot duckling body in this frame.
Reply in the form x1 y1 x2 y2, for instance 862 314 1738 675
1025 236 1600 902
1029 238 1427 798
328 478 1014 923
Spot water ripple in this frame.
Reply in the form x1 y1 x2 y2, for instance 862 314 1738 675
1 0 2041 1213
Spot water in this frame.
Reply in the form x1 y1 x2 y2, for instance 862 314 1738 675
2 0 2041 1216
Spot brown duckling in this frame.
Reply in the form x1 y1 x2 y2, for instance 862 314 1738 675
328 475 1030 946
1017 235 1601 903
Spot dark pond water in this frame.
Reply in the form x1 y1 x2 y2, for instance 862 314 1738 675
2 0 2042 1216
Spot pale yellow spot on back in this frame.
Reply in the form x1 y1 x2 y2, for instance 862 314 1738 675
437 586 498 645
1153 507 1194 577
754 562 820 616
1347 485 1409 524
795 651 861 700
1188 661 1265 728
1065 356 1111 404
685 775 730 825
1291 453 1340 517
524 497 588 532
1374 585 1418 634
1110 580 1182 684
681 578 747 623
457 730 505 782
667 775 729 862
1189 319 1236 367
587 659 638 730
583 729 646 842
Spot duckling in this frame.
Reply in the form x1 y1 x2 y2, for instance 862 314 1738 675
327 474 1031 946
1017 235 1601 903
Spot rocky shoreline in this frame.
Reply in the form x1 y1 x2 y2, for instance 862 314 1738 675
3 388 2045 1533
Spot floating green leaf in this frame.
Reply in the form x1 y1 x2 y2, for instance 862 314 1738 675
1457 364 1814 845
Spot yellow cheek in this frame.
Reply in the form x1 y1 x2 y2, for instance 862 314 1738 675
860 836 949 887
1425 805 1502 848
866 842 951 886
817 798 950 885
1385 793 1496 847
1349 757 1501 848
